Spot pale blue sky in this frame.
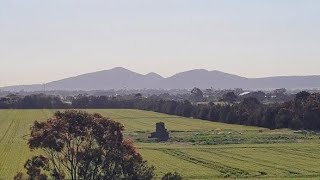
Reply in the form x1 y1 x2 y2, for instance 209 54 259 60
1 0 320 86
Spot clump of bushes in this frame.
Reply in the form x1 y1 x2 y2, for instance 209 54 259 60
162 172 183 180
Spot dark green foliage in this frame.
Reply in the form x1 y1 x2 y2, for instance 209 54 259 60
162 172 183 180
275 108 293 128
221 92 238 103
190 87 204 102
0 94 67 109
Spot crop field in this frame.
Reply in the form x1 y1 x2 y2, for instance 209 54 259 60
0 109 320 179
139 143 320 179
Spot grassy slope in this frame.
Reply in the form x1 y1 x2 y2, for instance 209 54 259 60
86 109 262 132
0 109 319 179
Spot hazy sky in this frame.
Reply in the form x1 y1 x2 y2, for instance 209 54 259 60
1 0 320 86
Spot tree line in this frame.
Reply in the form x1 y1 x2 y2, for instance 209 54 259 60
0 94 66 109
133 92 320 130
1 91 320 130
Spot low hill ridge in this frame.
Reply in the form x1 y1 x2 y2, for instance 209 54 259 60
2 67 320 91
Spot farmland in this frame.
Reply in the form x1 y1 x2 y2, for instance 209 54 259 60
0 109 320 179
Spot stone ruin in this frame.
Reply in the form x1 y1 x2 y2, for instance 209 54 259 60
149 122 170 141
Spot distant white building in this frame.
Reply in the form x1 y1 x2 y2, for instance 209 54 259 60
239 92 251 96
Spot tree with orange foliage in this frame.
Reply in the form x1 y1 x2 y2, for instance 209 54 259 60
15 110 154 180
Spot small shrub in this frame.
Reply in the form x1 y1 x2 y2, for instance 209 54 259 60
259 171 268 175
162 172 183 180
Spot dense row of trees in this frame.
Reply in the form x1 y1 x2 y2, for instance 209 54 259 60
135 92 320 130
1 92 320 130
70 92 320 131
0 94 66 109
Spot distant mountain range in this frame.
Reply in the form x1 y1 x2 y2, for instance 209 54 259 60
1 67 320 91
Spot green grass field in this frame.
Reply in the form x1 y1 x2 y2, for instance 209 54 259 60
0 109 320 179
